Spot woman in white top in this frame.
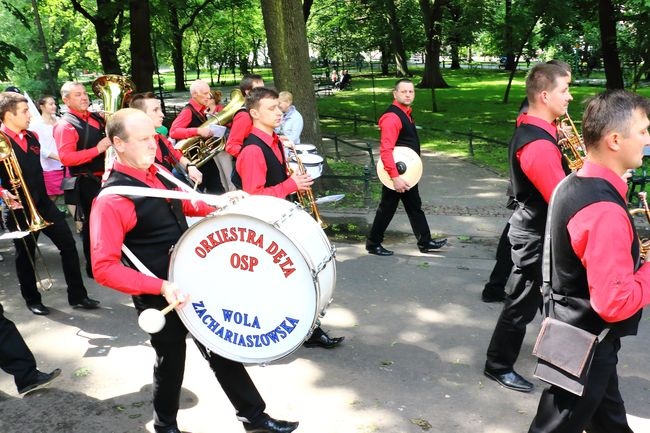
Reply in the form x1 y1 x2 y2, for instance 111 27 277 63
32 96 63 201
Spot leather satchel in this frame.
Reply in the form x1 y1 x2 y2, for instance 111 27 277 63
532 317 599 396
60 176 78 191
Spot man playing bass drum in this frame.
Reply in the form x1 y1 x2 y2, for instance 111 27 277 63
234 87 344 349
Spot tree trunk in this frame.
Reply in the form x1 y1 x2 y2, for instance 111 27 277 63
418 0 449 89
30 0 57 95
450 41 460 69
503 0 516 71
260 0 322 147
129 0 154 92
385 0 411 76
598 0 624 89
380 42 390 75
169 4 186 91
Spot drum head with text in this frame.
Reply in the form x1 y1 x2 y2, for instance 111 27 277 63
169 213 317 364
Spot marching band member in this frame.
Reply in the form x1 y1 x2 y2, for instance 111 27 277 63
90 108 298 433
0 91 99 315
234 87 344 349
225 74 265 158
54 81 112 278
483 62 572 393
366 78 447 256
169 79 222 193
528 90 650 432
129 92 202 185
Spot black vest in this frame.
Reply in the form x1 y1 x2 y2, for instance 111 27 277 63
103 170 188 280
383 105 420 155
233 133 288 194
549 174 642 338
0 132 48 208
184 103 206 127
156 136 176 172
62 112 106 175
508 123 570 231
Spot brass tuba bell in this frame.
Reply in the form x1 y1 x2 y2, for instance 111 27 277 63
176 88 245 168
0 131 51 232
92 74 136 171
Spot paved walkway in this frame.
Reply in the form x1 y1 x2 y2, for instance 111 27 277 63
1 150 649 433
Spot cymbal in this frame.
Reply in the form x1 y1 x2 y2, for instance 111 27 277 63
376 146 423 190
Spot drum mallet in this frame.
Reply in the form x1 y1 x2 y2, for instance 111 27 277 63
138 300 181 334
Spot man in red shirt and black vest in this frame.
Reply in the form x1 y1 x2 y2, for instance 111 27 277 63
90 108 299 433
483 62 572 393
366 78 447 256
0 91 99 315
169 79 222 193
129 92 202 185
54 81 112 278
527 90 650 432
225 74 265 158
234 87 344 349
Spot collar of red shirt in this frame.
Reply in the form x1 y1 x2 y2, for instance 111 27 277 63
189 98 206 115
0 124 27 149
250 127 279 148
392 101 412 118
113 161 160 185
67 107 91 122
577 160 628 200
517 112 557 138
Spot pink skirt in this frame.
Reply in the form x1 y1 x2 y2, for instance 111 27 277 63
43 169 65 196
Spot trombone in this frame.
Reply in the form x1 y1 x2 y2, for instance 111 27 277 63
0 131 53 290
284 140 327 229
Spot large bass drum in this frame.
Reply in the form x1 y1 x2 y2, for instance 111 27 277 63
169 195 336 364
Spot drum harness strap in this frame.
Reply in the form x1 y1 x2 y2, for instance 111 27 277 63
97 164 242 276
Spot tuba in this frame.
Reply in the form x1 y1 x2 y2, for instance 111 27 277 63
92 74 136 171
557 113 586 171
176 88 245 168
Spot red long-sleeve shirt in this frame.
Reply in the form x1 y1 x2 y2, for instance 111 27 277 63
90 161 214 296
567 160 650 322
53 108 104 172
169 99 206 140
235 127 297 198
225 110 253 157
378 101 412 179
515 113 566 203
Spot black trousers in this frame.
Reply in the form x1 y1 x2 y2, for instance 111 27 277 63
485 226 543 373
528 337 633 433
133 295 267 432
199 159 225 194
0 303 39 391
368 184 431 245
7 199 88 306
483 220 514 293
77 175 102 272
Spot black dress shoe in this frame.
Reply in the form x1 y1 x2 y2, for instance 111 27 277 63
303 327 344 348
70 297 100 309
27 303 50 316
366 243 393 256
481 289 506 303
244 417 299 433
18 368 61 394
154 426 183 433
418 238 448 252
483 369 533 393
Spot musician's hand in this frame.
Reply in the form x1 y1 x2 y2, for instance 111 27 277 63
96 137 112 153
392 176 410 193
291 172 314 192
161 281 188 308
187 165 203 184
1 189 22 210
197 127 213 138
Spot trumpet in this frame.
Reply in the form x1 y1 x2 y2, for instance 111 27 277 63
0 131 53 290
557 113 586 171
630 191 650 261
284 140 327 229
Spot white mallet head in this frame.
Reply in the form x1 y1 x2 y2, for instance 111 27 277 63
138 308 166 334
